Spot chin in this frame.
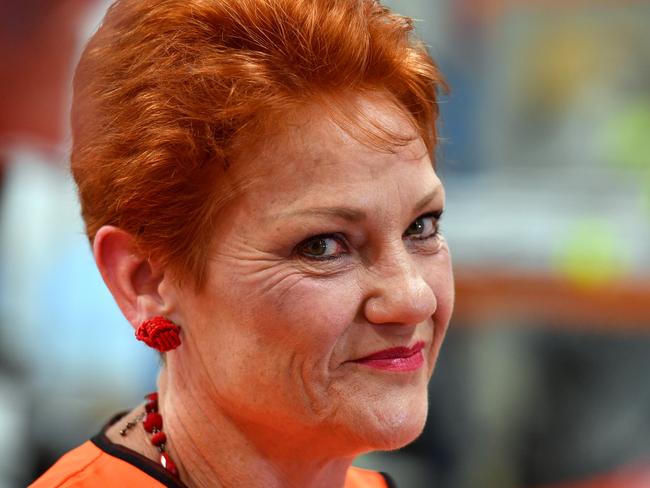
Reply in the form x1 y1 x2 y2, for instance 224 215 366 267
342 391 429 453
373 405 428 451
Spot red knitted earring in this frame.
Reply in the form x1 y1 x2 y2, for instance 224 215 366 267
135 316 181 352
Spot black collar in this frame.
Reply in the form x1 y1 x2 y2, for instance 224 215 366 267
91 412 398 488
91 412 188 488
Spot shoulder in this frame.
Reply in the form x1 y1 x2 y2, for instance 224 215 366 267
29 441 165 488
345 466 398 488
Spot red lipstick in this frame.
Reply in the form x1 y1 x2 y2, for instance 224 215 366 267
352 341 425 372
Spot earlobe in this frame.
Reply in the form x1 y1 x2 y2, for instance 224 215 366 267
93 225 167 328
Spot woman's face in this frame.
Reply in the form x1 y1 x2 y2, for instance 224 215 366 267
169 95 454 457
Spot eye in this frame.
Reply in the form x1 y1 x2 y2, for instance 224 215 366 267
295 234 348 260
404 212 441 240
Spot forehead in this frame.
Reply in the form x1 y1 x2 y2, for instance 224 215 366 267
230 95 436 200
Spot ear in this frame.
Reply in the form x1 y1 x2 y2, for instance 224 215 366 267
93 225 172 329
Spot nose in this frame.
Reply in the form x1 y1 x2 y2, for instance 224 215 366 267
362 250 437 326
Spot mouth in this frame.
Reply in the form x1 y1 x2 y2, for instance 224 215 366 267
350 341 426 372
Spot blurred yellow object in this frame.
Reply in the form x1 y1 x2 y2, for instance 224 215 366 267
553 220 631 289
526 26 600 112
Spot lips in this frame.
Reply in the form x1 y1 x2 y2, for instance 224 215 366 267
351 341 425 372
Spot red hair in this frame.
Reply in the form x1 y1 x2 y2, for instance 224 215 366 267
71 0 446 288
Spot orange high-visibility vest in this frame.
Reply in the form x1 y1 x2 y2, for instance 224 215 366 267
31 431 396 488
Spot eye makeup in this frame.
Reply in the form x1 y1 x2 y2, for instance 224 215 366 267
293 209 444 262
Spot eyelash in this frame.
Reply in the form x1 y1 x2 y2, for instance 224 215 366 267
404 211 442 241
294 211 443 261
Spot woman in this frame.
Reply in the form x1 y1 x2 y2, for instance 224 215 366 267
31 0 453 486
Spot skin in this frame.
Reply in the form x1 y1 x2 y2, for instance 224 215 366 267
98 94 454 488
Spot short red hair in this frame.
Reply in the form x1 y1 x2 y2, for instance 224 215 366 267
72 0 446 288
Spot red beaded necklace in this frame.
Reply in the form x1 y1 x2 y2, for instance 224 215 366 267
119 392 180 479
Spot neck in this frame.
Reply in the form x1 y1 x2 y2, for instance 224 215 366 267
158 368 355 488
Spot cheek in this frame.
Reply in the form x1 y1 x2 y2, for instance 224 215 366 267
258 273 362 360
424 247 454 359
199 269 363 414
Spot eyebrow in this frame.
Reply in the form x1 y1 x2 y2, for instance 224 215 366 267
413 188 442 213
272 206 367 222
271 187 442 223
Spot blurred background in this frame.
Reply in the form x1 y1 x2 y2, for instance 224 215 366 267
0 1 648 487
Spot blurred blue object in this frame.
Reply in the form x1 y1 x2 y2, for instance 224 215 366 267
0 148 158 486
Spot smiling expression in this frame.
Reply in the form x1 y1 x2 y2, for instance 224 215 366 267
170 94 454 457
